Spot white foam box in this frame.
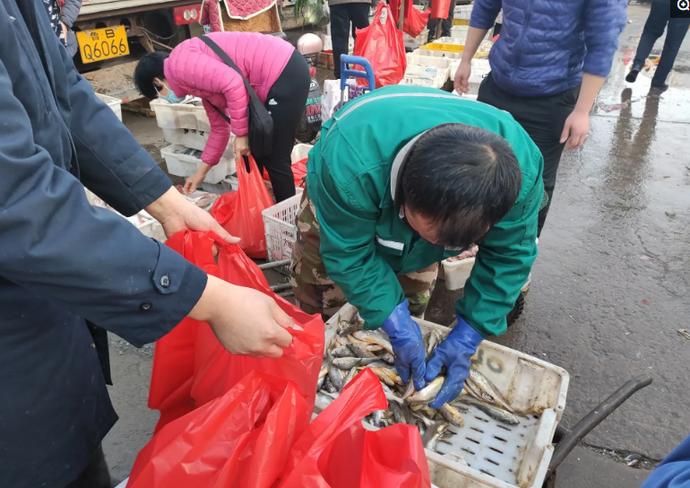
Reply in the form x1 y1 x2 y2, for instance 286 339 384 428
160 144 234 184
406 53 454 70
454 3 473 20
400 64 449 88
449 58 492 85
150 97 211 132
414 48 463 59
318 304 570 488
291 143 313 163
96 93 122 121
160 128 235 159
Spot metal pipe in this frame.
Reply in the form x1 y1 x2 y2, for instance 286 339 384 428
270 283 292 292
258 259 291 270
547 375 653 475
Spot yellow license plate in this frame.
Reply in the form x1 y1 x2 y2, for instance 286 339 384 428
77 25 129 64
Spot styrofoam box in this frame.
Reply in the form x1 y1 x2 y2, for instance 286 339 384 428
401 64 449 88
454 3 473 20
414 48 463 59
318 304 569 488
150 97 211 132
443 256 475 290
161 144 233 184
96 93 122 121
451 25 469 39
291 143 313 163
406 53 453 70
161 127 235 158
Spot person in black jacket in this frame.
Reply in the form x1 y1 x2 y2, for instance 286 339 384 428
0 1 295 487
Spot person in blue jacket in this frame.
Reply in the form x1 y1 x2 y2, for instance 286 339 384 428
642 434 690 488
454 0 628 235
0 1 295 487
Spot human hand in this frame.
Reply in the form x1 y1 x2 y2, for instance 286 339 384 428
454 61 471 94
381 300 427 390
145 187 239 243
190 275 296 357
560 109 590 149
183 164 210 195
425 315 483 408
234 135 250 163
60 21 68 41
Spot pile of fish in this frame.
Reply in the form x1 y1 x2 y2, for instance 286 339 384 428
317 318 521 452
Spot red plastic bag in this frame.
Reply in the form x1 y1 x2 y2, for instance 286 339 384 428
279 369 431 488
354 3 407 88
389 0 430 38
293 157 308 188
430 0 451 19
130 371 311 488
148 231 324 431
211 156 273 259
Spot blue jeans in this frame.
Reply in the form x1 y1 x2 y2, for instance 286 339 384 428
632 1 690 86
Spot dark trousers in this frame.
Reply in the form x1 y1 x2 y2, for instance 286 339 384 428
427 0 457 41
260 51 311 202
66 445 111 488
478 74 578 235
632 1 690 86
331 3 370 78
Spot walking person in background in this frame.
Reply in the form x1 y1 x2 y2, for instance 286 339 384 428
427 0 456 42
134 32 310 201
200 0 223 33
454 0 627 236
625 0 690 91
43 0 82 57
329 0 370 79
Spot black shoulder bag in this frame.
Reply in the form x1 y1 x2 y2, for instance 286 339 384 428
200 35 274 159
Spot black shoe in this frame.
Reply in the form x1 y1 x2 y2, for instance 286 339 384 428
625 69 640 83
650 83 669 93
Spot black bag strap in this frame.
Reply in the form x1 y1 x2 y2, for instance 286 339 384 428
200 34 262 115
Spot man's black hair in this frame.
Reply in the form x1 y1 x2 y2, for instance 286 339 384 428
133 51 169 100
399 123 522 249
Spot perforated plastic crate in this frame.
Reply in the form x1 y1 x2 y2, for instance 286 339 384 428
160 144 233 184
319 304 570 488
150 97 211 132
261 193 302 262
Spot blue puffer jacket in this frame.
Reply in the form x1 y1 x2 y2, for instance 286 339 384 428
471 0 628 96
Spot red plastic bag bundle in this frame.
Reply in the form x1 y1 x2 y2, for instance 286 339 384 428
430 0 451 19
389 0 430 38
129 371 311 488
148 230 324 430
279 369 431 488
211 156 273 259
293 157 308 188
354 3 407 88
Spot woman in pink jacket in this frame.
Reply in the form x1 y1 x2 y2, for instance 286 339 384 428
134 32 310 201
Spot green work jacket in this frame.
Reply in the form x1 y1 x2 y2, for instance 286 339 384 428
305 85 543 336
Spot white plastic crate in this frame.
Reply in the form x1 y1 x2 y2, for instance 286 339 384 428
449 58 492 85
405 29 429 50
414 48 463 59
450 25 469 39
454 3 473 20
96 93 122 121
261 192 302 262
291 143 313 163
161 144 233 184
406 53 453 70
319 304 569 488
150 97 211 132
401 64 450 88
160 128 235 158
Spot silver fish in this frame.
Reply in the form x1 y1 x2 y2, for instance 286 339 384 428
467 369 514 412
330 345 355 358
389 401 407 424
328 363 346 391
346 341 377 359
316 365 328 390
370 366 402 387
332 357 378 370
426 329 443 356
379 352 396 365
407 377 444 403
351 331 394 355
458 396 520 425
342 367 358 387
421 421 449 449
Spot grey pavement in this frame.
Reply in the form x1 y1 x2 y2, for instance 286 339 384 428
103 3 687 486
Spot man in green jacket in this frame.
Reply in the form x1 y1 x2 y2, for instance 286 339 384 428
291 85 543 407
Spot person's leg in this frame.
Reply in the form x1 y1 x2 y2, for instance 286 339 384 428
291 192 348 318
630 2 668 72
349 3 370 42
331 4 350 79
264 52 311 202
441 0 456 38
651 18 690 87
66 445 111 488
427 18 440 42
397 263 439 318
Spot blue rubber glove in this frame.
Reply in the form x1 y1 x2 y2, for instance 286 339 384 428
381 300 427 390
425 316 483 409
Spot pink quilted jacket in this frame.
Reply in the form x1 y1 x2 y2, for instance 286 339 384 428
164 32 294 165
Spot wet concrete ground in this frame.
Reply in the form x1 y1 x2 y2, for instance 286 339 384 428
104 4 688 486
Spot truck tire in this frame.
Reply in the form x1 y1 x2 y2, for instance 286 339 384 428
507 291 525 327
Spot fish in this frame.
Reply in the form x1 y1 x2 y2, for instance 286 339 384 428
346 341 378 359
342 367 358 386
389 401 407 424
438 403 465 427
370 366 402 387
323 376 337 394
330 345 355 358
351 331 394 355
458 396 520 426
407 377 444 403
421 421 449 448
379 352 396 365
402 382 416 400
332 357 378 370
327 363 346 391
467 369 514 412
316 365 328 390
425 329 443 356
